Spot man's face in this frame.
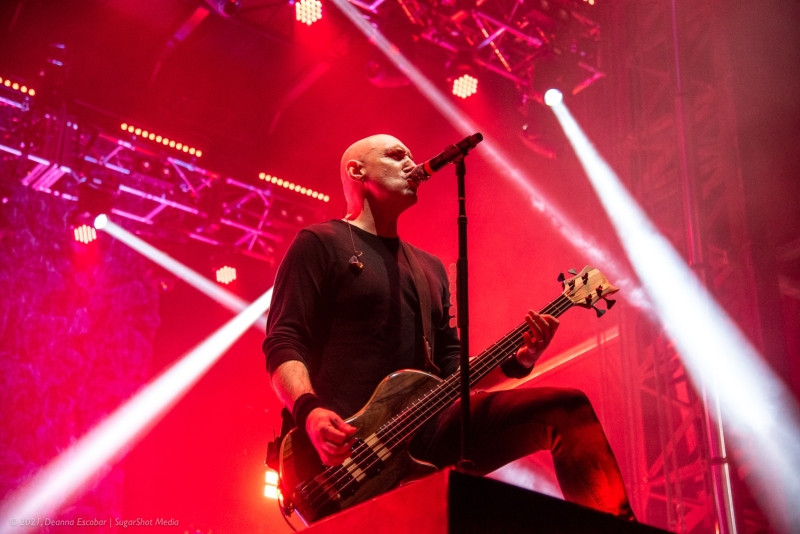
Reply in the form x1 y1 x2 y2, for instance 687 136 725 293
358 135 419 210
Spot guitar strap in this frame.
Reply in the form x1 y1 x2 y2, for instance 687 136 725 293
401 242 440 375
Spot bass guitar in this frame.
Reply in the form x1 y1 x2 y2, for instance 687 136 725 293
278 266 618 524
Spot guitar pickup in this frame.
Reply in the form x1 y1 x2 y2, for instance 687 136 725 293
350 437 386 478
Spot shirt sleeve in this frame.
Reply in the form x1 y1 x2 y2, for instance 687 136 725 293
262 229 329 376
431 261 461 378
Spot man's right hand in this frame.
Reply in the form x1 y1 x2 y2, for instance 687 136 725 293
305 407 358 466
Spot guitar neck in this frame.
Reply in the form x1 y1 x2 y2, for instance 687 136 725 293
375 293 575 450
461 292 573 389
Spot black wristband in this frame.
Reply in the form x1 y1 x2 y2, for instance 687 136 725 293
292 393 324 432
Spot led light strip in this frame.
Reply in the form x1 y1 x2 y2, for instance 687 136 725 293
120 123 203 157
0 75 36 96
258 172 330 203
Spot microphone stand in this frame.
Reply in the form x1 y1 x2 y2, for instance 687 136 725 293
454 158 473 470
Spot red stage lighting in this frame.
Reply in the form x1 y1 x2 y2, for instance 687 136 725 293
215 265 237 285
452 73 478 99
295 0 322 25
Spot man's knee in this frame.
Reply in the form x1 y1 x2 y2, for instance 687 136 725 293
553 388 599 422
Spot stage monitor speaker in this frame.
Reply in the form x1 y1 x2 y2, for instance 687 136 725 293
303 468 671 534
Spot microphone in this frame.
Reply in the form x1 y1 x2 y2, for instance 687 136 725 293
409 133 484 183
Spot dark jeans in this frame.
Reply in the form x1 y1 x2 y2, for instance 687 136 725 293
410 387 635 519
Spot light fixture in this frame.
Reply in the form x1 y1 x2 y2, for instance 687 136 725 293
264 469 281 500
544 88 563 106
73 224 97 244
295 0 322 25
120 122 202 158
452 73 478 99
446 54 480 99
69 176 116 244
258 172 330 203
0 75 36 97
215 265 237 285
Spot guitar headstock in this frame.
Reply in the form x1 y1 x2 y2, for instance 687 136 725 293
561 266 619 317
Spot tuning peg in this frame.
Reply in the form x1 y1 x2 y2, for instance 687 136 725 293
568 268 578 275
592 305 606 318
557 272 565 283
595 287 616 310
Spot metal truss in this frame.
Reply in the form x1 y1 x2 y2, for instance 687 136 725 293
609 1 768 532
0 92 328 268
352 0 603 100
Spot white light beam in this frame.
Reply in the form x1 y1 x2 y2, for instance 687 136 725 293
549 98 800 533
100 218 267 332
0 287 273 533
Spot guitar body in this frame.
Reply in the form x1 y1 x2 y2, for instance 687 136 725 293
279 369 442 524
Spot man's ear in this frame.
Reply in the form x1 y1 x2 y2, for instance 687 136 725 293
347 160 365 182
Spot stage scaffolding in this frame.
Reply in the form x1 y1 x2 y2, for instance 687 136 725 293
0 92 328 269
607 1 771 532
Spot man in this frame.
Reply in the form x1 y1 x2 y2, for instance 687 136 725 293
263 134 635 520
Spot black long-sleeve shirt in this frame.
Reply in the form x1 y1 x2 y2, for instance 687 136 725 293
263 220 461 419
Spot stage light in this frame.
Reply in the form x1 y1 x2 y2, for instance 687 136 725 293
452 73 478 99
296 0 322 25
69 177 115 244
73 224 97 244
0 74 36 97
258 172 330 203
544 88 563 106
215 265 237 285
93 214 108 230
120 122 202 158
264 469 281 500
133 155 155 176
447 55 479 100
548 96 800 534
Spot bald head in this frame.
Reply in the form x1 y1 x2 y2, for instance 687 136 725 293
340 134 406 210
340 134 403 181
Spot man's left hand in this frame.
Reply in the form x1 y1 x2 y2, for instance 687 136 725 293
516 310 560 368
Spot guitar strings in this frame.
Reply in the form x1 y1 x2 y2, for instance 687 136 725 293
297 295 575 513
372 295 573 449
297 295 574 514
296 294 577 514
